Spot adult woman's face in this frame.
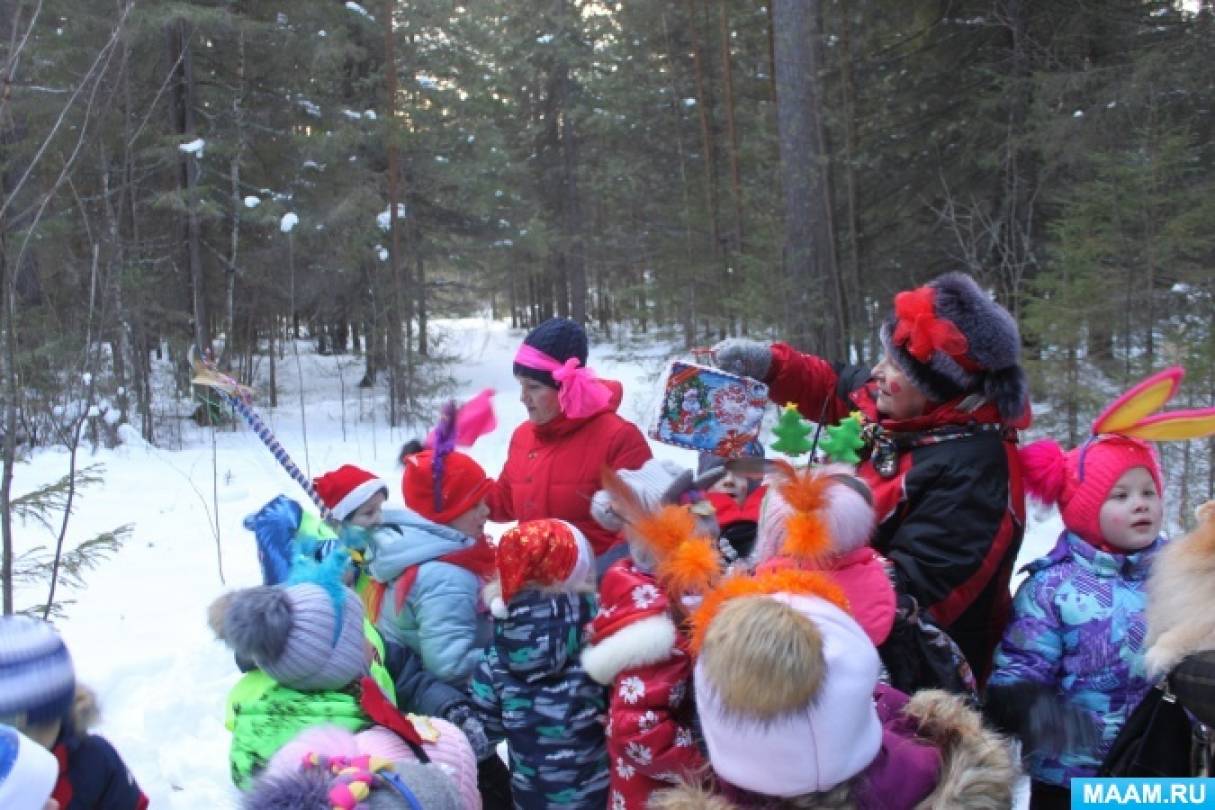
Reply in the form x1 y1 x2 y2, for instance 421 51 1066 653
517 375 561 425
871 352 930 420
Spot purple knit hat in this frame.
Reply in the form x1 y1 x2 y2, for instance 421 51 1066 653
211 583 366 691
879 272 1027 420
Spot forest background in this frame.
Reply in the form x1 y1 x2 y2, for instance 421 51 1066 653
2 0 1213 613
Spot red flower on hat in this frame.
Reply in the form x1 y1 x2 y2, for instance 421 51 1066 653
891 286 969 363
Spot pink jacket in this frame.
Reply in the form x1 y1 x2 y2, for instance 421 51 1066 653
757 548 896 646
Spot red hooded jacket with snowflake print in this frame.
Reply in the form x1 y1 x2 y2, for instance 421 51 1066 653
581 558 705 810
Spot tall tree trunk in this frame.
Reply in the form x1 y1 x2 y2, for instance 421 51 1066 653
837 4 864 361
685 0 720 253
718 0 743 252
167 18 209 355
557 31 586 324
223 27 246 369
772 0 839 353
384 0 404 423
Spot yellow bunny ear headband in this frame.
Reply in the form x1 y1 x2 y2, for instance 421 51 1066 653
1092 366 1215 441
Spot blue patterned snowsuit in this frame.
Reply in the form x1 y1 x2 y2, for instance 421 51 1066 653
990 531 1162 784
470 590 610 809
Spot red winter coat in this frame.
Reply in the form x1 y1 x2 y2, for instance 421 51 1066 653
581 559 705 810
763 343 1028 683
488 379 652 557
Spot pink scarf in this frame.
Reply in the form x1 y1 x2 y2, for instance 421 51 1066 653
514 344 611 419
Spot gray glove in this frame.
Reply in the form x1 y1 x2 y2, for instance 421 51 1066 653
712 338 773 381
445 703 494 761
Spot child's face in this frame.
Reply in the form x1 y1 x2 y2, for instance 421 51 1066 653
448 497 490 538
1098 466 1163 551
348 490 386 528
709 469 750 505
871 352 930 420
517 375 561 425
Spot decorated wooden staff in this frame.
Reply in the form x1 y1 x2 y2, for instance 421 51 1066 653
189 348 334 521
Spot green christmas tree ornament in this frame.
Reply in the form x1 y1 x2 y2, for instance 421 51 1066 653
820 411 866 464
770 402 815 456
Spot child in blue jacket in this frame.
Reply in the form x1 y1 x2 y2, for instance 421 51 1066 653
470 519 609 810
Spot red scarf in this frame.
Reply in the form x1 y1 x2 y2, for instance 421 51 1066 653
365 534 498 621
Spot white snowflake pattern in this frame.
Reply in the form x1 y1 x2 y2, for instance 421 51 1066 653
637 710 660 732
610 790 627 810
618 676 646 704
625 741 654 767
655 771 683 784
675 727 694 748
668 680 687 707
631 583 661 610
615 756 636 780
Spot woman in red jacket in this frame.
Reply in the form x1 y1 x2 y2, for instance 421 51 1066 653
713 272 1029 684
489 318 652 574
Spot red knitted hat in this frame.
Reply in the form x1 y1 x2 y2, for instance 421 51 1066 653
496 519 592 604
401 449 492 526
1021 435 1162 546
312 465 388 522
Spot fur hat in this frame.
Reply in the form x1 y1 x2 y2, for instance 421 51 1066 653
244 756 460 810
313 465 388 523
513 318 589 389
210 583 366 691
0 724 58 810
493 519 594 610
591 459 722 542
1021 436 1161 547
879 272 1027 420
693 590 883 797
265 722 479 810
401 449 491 526
752 463 876 568
0 615 76 730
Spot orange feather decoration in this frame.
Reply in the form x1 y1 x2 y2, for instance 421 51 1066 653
768 460 836 560
771 459 833 514
688 568 849 655
657 535 722 596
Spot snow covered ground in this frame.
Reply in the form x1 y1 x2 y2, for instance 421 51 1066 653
9 317 1051 808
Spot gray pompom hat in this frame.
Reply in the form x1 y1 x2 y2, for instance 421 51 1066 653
212 583 366 691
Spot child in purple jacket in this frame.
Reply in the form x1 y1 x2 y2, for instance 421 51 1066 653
987 433 1166 809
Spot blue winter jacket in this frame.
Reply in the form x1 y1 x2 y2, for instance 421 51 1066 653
367 508 492 686
469 590 609 810
989 531 1162 784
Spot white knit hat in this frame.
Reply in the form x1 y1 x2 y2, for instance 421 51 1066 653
694 593 883 797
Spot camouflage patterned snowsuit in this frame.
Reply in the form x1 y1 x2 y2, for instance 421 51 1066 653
470 590 610 809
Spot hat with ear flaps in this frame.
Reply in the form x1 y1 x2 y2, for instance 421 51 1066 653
686 568 881 798
752 460 875 569
596 466 724 596
880 272 1027 420
1021 366 1215 546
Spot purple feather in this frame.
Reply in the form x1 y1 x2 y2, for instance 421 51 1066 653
428 400 459 514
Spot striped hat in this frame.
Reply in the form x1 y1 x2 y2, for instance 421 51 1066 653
0 616 76 729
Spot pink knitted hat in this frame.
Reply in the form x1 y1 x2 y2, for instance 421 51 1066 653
752 464 875 567
1021 436 1161 546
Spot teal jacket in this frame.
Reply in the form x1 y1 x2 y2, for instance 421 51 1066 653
367 508 492 685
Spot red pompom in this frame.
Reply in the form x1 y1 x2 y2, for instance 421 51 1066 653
1019 439 1069 506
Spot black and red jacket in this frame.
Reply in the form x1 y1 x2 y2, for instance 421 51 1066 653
765 343 1028 682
